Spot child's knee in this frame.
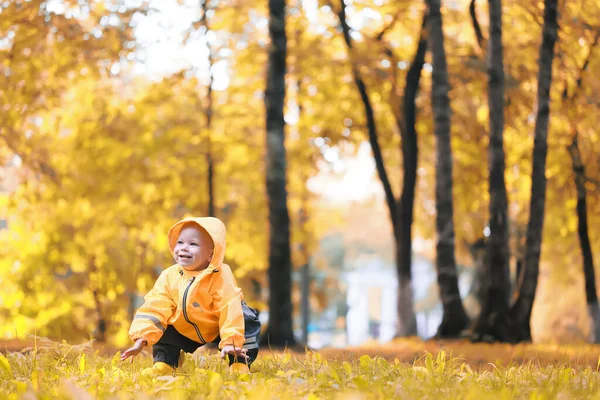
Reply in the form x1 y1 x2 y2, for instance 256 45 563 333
152 343 183 368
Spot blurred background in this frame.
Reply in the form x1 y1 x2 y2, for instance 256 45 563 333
1 0 599 349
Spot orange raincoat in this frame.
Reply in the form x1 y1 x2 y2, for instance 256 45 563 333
128 217 245 350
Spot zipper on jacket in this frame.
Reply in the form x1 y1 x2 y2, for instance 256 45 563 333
182 276 206 344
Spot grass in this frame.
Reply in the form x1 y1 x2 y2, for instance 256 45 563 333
2 338 600 399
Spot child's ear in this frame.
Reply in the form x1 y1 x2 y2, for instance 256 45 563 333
208 250 214 262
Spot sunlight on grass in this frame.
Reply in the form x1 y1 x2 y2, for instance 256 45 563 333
2 339 600 399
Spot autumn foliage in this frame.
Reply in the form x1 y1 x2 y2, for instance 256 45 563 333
1 0 600 347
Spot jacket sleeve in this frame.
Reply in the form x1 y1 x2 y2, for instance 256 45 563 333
211 265 244 349
128 269 176 346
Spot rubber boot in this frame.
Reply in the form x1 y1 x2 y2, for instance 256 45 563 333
229 362 250 374
141 362 175 377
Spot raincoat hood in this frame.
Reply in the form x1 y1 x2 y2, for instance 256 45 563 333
167 217 226 268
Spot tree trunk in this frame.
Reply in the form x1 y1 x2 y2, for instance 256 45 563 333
465 238 486 319
395 12 428 337
207 152 214 216
511 0 558 342
263 0 296 347
426 0 470 337
87 257 106 342
206 84 215 217
562 30 600 344
201 0 216 217
470 0 513 343
568 132 600 343
337 1 419 337
92 289 106 342
514 259 524 298
206 82 214 217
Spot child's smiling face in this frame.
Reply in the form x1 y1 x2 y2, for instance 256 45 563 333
174 225 213 270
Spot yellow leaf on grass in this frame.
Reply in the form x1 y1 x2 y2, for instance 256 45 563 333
79 354 86 373
353 376 370 390
342 361 353 376
359 355 372 369
12 380 27 394
413 366 430 374
0 354 12 378
327 367 340 383
31 369 41 391
426 353 434 372
111 352 121 366
461 363 474 375
209 372 222 395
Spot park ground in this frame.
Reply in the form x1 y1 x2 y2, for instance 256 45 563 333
2 337 600 399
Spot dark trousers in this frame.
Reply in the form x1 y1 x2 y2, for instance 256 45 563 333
153 301 261 368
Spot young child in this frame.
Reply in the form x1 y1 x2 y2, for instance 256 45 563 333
121 217 261 376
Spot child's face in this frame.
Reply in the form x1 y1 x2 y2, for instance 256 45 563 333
174 226 213 270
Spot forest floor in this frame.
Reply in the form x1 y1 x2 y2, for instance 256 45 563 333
2 337 600 398
3 336 600 368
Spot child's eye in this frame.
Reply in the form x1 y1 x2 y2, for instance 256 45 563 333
177 240 183 244
191 243 198 246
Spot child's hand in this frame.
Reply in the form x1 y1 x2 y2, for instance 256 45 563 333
220 345 248 361
120 339 147 362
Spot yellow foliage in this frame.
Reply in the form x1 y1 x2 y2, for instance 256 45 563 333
1 0 599 346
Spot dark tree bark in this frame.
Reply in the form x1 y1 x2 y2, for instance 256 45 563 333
336 1 408 334
201 0 215 217
207 152 214 216
515 259 524 296
263 0 296 347
337 3 396 231
395 13 428 337
88 257 106 342
469 0 485 49
470 0 513 343
205 74 215 217
511 0 558 342
563 31 600 343
337 2 435 337
426 0 470 337
465 238 487 318
206 85 215 217
568 132 600 343
92 289 106 342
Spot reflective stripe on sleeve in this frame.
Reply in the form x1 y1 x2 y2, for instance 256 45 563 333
134 314 166 332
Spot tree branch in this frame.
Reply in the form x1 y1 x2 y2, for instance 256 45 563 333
403 14 428 128
563 30 600 101
376 11 402 41
469 0 485 49
335 0 397 227
561 29 600 195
